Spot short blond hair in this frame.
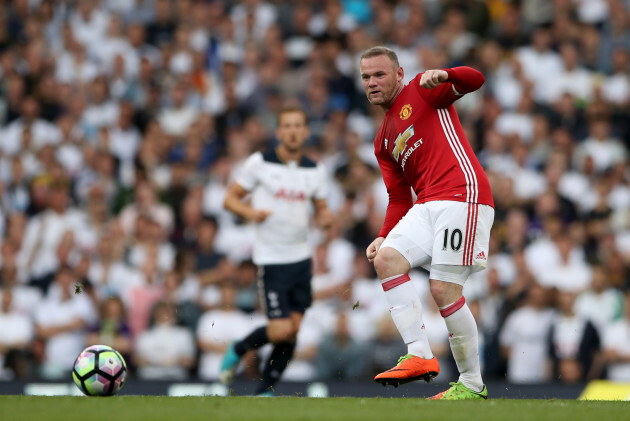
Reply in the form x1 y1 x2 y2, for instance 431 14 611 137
277 106 308 126
360 46 400 68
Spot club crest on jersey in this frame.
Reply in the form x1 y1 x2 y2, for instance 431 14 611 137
399 104 412 120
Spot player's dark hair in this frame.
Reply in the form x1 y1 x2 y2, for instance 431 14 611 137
360 46 400 68
277 106 308 126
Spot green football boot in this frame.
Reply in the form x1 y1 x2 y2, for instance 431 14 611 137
429 381 488 400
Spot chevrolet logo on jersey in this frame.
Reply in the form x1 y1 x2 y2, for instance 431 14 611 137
392 125 415 162
401 137 423 170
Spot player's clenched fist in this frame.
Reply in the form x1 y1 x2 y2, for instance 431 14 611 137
366 237 385 263
420 69 448 89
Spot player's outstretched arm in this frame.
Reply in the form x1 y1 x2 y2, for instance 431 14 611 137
223 181 271 222
417 66 484 108
419 67 485 93
444 66 485 94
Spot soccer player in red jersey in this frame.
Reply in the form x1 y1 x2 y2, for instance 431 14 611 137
360 46 494 400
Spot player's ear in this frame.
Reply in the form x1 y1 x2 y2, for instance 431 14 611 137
397 66 404 82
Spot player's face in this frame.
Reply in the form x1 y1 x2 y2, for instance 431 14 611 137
276 111 310 153
360 55 404 108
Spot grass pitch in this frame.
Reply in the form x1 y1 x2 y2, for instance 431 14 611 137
1 396 628 421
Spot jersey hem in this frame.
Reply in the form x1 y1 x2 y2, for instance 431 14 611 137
414 197 495 208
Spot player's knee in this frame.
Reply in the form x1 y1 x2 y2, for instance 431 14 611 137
373 247 408 278
268 321 296 343
278 327 298 343
429 280 462 308
429 281 448 304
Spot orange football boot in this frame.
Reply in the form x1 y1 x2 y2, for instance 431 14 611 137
374 354 440 387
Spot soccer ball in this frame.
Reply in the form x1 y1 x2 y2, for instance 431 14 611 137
72 345 128 396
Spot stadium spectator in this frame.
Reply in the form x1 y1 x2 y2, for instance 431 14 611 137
574 264 625 335
310 243 351 316
536 235 592 293
472 267 509 380
599 290 630 381
106 102 142 164
0 257 42 318
574 115 627 174
0 287 35 380
548 290 600 382
127 212 176 274
34 266 97 379
515 25 563 105
158 81 200 138
124 237 166 338
18 183 89 292
85 295 132 363
187 215 233 312
134 300 195 380
499 283 554 384
146 0 176 47
118 179 174 238
316 311 368 381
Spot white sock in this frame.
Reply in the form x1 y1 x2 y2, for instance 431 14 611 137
440 297 483 392
381 274 433 359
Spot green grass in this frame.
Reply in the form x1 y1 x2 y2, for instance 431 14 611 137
1 396 628 421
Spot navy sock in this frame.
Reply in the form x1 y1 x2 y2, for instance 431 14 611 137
234 326 269 356
256 341 296 394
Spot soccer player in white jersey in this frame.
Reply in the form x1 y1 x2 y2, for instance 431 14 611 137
220 106 335 396
360 46 494 400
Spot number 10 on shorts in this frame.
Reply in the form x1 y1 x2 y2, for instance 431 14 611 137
442 228 463 251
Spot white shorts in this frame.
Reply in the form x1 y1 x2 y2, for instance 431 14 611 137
380 201 494 286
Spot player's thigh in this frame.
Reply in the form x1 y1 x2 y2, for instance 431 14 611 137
259 263 293 319
287 258 313 315
267 317 295 342
429 202 494 285
380 204 433 270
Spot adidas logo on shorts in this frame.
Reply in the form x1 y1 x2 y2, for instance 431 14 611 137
475 251 487 261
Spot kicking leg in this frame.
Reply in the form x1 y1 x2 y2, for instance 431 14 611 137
373 247 439 386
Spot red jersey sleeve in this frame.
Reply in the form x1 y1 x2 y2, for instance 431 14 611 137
376 150 413 238
415 66 485 109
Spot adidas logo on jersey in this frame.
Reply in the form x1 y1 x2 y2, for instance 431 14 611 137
475 251 487 261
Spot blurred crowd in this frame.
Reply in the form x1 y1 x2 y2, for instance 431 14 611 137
1 0 630 386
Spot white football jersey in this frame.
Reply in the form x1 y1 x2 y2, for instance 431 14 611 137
236 149 328 265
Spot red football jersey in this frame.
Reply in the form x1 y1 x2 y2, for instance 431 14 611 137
375 67 494 238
